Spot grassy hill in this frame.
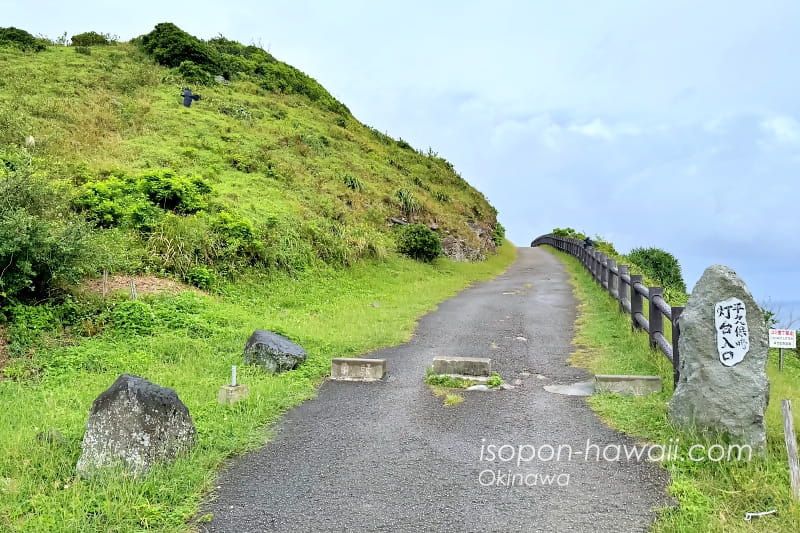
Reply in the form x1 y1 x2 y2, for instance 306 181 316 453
0 24 501 299
0 25 513 531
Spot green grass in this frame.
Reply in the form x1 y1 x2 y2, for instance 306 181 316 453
0 42 500 283
549 247 800 532
0 243 516 531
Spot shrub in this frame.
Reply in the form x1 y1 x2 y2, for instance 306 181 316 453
185 266 216 290
552 227 586 240
627 247 687 294
486 372 503 388
110 300 156 334
434 191 451 203
397 224 441 263
0 27 47 52
138 22 221 70
492 222 505 246
74 46 91 56
139 169 210 213
176 60 213 85
0 152 92 304
70 31 110 46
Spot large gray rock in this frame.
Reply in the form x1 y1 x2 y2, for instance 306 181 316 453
243 330 306 373
668 265 769 452
76 374 196 477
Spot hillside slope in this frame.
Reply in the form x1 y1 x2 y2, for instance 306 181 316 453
0 24 500 295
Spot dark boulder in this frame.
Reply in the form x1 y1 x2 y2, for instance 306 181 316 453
243 330 306 374
76 374 196 477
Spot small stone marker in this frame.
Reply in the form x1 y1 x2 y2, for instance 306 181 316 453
330 358 386 381
243 330 307 374
594 375 662 395
218 365 249 404
432 356 491 377
669 265 769 452
76 374 196 477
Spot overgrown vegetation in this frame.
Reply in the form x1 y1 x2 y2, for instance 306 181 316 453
0 244 516 530
70 31 115 47
0 22 509 531
550 228 687 305
424 367 477 388
0 152 92 305
397 224 442 263
136 23 348 114
628 247 687 295
550 247 800 532
0 27 48 52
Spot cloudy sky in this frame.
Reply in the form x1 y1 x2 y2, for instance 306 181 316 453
5 1 800 322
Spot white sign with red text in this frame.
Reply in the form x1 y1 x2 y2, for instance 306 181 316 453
769 329 796 349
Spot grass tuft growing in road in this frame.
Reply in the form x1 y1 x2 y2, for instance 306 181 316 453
550 247 800 533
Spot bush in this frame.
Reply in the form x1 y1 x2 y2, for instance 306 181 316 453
185 266 216 290
627 247 687 294
110 300 156 334
0 152 92 304
74 46 91 56
397 224 441 262
177 60 213 85
70 31 110 46
75 169 211 230
138 22 220 70
0 27 47 52
139 169 209 213
552 227 586 240
492 222 505 246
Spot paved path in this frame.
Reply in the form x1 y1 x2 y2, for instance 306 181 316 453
200 247 669 532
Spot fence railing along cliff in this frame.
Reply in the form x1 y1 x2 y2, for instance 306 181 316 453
532 234 684 386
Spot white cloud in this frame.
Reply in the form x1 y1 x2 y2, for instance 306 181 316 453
761 116 800 144
568 119 615 140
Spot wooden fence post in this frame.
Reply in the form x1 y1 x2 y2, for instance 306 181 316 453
607 258 617 298
630 275 643 330
597 254 608 288
672 306 684 386
618 265 629 313
648 287 664 349
782 400 800 501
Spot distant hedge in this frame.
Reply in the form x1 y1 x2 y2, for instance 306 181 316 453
0 27 47 52
71 31 112 46
136 22 349 115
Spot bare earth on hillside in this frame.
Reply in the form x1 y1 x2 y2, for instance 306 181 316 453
81 275 200 297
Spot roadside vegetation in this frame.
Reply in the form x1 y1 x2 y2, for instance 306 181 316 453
0 23 514 531
550 247 800 532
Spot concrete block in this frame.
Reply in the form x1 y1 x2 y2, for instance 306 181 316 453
594 375 662 396
330 358 386 381
432 356 491 377
218 384 249 404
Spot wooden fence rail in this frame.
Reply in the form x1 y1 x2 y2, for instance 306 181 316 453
532 234 684 386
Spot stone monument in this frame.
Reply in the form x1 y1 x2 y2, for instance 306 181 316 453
668 265 769 452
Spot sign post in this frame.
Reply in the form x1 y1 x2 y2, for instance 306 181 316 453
769 329 797 371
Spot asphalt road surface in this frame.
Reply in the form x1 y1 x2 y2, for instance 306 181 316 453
200 247 670 532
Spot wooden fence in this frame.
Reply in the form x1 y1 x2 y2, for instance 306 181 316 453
532 234 684 385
